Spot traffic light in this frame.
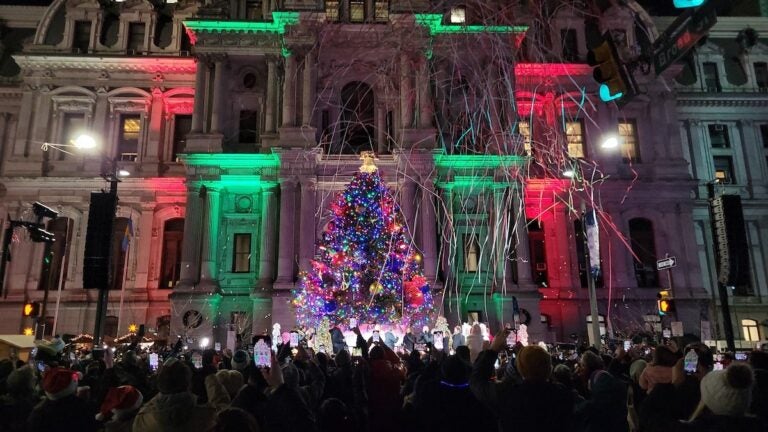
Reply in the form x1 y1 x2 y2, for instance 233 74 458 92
657 290 675 316
29 226 55 243
674 0 706 8
587 34 637 104
23 302 41 317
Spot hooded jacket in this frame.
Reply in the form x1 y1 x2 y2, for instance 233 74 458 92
466 324 485 363
131 392 216 432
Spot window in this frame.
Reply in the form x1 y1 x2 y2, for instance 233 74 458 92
713 156 734 184
160 218 184 289
618 120 639 162
528 221 548 287
573 219 604 289
172 114 192 161
518 121 532 155
540 314 550 328
60 113 85 160
245 0 263 20
755 62 768 90
73 21 91 53
561 29 578 62
708 124 730 148
104 316 118 338
450 6 466 24
118 114 141 161
127 23 146 52
43 316 54 337
38 218 73 292
629 218 658 288
239 110 260 145
156 315 171 340
464 234 480 272
703 62 721 92
233 233 252 273
565 120 585 158
350 1 365 22
110 218 131 290
325 0 340 21
340 82 375 153
760 124 768 148
374 0 388 22
741 319 760 342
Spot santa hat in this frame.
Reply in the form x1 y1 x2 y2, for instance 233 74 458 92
96 385 143 421
42 367 79 400
700 362 754 416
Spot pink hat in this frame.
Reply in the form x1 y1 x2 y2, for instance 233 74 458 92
42 368 79 400
96 385 143 421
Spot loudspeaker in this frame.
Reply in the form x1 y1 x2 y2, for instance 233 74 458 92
711 195 750 287
83 192 117 289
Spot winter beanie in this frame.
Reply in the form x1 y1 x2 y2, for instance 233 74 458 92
700 362 754 416
231 350 249 371
157 358 192 394
96 385 143 421
42 367 79 400
216 369 244 399
516 345 552 382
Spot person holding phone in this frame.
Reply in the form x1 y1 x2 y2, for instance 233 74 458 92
639 345 678 393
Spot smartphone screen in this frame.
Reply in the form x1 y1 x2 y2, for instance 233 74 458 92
149 353 159 371
254 339 271 368
372 331 380 342
36 361 46 372
433 334 444 350
713 362 724 370
623 340 631 351
684 350 699 374
318 344 326 354
415 343 426 352
735 352 747 361
289 332 299 348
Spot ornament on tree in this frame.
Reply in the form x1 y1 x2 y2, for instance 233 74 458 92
293 151 433 328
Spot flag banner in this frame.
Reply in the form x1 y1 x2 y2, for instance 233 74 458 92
585 209 601 277
121 219 134 251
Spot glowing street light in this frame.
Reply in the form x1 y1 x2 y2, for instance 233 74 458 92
117 169 131 177
73 134 97 150
601 135 619 149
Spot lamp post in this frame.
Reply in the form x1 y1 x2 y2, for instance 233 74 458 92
41 134 128 346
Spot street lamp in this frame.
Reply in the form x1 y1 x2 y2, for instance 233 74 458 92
600 135 619 150
41 133 129 345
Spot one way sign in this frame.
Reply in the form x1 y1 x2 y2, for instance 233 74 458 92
657 256 677 271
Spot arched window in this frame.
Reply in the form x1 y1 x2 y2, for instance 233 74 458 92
38 218 74 291
629 218 658 288
160 218 184 289
104 315 119 338
742 319 760 342
110 218 131 290
339 82 375 154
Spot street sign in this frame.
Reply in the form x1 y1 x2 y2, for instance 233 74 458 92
657 256 677 271
653 1 717 75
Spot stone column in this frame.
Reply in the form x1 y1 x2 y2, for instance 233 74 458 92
400 180 418 239
200 188 221 286
133 202 155 290
210 58 226 133
262 0 271 19
493 186 509 284
265 57 278 133
276 179 297 283
512 188 534 286
420 180 438 281
417 58 433 129
259 186 278 284
12 88 34 156
191 57 207 133
400 54 413 129
298 179 316 271
179 188 203 285
302 51 315 127
440 186 454 287
282 55 297 128
145 87 164 162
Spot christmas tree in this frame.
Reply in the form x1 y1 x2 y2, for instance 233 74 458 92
293 152 433 328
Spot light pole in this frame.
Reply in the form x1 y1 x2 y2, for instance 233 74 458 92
41 134 129 346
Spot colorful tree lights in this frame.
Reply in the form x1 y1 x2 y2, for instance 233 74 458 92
293 152 433 328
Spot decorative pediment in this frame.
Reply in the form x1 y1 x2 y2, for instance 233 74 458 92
66 0 100 9
698 41 725 57
747 42 768 56
121 0 155 12
108 96 150 114
52 96 95 113
13 55 196 74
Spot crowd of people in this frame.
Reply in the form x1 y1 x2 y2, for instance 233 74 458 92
0 324 766 432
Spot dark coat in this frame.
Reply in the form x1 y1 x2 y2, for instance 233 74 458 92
452 333 466 349
27 395 100 432
384 331 398 350
402 332 416 352
470 350 575 432
675 414 768 432
575 370 628 432
331 328 347 355
752 368 768 423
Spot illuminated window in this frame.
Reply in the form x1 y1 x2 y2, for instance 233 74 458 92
565 120 585 158
742 319 760 342
118 114 141 161
450 6 466 24
160 218 184 289
708 124 730 148
618 120 639 162
325 1 340 21
713 156 734 184
464 234 480 272
518 121 532 155
233 233 252 273
374 0 388 22
350 1 365 22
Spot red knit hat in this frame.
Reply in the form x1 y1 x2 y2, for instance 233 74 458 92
96 385 143 421
42 367 79 400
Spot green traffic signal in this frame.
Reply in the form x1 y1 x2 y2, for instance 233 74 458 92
674 0 706 8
